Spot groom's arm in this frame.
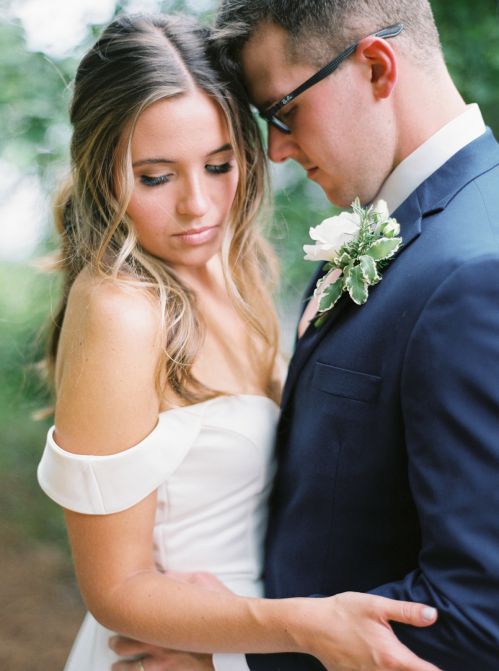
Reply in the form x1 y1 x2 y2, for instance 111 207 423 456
370 256 499 670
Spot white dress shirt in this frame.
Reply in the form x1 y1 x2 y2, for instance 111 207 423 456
377 103 486 214
213 102 486 671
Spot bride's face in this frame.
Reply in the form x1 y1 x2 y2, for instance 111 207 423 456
126 88 239 269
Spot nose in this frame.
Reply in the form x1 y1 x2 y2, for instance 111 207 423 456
176 174 209 217
267 124 299 163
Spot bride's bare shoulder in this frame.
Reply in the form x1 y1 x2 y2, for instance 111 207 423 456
66 267 161 340
54 268 163 454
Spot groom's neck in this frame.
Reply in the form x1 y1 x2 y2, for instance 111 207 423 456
392 58 467 169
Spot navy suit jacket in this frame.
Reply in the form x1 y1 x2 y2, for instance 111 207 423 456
248 130 499 670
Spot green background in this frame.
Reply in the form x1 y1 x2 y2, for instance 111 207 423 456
1 0 498 552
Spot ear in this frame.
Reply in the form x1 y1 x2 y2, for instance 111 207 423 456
353 36 398 100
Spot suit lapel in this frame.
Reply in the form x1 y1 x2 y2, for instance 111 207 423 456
280 130 499 412
281 191 423 410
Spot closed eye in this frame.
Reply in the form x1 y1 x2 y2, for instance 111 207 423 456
140 174 171 187
205 162 234 175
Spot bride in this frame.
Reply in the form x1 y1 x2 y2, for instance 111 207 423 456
37 13 440 671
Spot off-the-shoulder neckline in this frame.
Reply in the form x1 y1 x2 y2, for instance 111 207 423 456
159 393 280 415
46 394 280 462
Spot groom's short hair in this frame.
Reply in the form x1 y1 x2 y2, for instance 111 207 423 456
215 0 443 71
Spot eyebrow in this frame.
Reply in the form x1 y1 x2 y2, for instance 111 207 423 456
132 143 233 168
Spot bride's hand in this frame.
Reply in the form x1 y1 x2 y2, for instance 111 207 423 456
295 591 441 671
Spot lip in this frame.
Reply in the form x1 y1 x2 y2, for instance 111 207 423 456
306 166 319 179
173 225 220 246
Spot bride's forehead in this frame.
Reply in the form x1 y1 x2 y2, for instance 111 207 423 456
133 91 227 142
131 93 231 155
138 91 226 129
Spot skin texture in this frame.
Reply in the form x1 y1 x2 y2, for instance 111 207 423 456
105 16 473 671
126 90 239 271
241 23 399 207
108 592 440 671
241 22 465 209
239 21 463 339
56 88 441 670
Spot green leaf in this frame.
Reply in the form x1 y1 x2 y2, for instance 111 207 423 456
317 276 344 312
359 254 380 285
365 237 402 261
346 265 369 305
314 312 332 328
337 251 352 268
342 262 353 279
351 197 363 218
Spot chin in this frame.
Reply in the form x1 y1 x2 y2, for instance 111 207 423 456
172 245 222 270
325 183 377 209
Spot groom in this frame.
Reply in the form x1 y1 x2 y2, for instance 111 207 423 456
112 1 499 669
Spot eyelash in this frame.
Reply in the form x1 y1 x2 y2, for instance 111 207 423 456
140 163 233 187
206 162 233 175
140 175 170 187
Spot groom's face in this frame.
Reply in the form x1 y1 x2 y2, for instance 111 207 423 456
240 22 395 207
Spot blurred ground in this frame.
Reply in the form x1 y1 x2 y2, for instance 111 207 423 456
0 526 84 671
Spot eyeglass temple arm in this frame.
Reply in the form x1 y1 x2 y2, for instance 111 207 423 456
279 43 358 106
285 23 404 103
374 24 404 40
264 23 404 117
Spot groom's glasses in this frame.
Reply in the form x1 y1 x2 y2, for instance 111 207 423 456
259 23 404 134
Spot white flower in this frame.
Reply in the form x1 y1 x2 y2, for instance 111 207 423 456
303 210 361 262
383 218 401 237
304 198 403 327
372 199 389 221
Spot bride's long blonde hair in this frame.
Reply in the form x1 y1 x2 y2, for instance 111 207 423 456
47 14 280 404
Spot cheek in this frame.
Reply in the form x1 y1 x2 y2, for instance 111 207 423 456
301 116 343 167
219 170 240 215
126 190 171 245
127 189 168 225
228 171 240 207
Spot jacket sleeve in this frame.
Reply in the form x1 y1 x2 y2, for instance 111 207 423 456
246 652 325 670
370 256 499 670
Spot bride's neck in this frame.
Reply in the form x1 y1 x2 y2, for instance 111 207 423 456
174 256 224 295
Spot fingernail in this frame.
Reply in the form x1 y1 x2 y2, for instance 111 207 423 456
423 607 437 621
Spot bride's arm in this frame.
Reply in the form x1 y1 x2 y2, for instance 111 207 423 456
55 277 439 670
55 276 300 653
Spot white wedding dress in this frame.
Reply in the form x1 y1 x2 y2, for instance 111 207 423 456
37 394 279 670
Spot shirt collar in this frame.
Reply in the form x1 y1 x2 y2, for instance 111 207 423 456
377 103 486 215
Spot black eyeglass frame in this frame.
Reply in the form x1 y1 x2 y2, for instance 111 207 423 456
259 23 404 134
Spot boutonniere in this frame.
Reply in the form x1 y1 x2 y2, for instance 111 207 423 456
303 198 402 328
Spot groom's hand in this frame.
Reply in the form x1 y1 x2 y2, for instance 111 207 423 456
109 637 214 671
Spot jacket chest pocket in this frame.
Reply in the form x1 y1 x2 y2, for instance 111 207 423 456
312 361 382 418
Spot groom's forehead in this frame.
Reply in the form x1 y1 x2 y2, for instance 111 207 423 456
240 24 311 107
241 65 287 110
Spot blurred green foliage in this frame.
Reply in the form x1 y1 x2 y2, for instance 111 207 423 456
0 0 498 545
0 263 62 541
432 1 499 125
0 22 71 174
